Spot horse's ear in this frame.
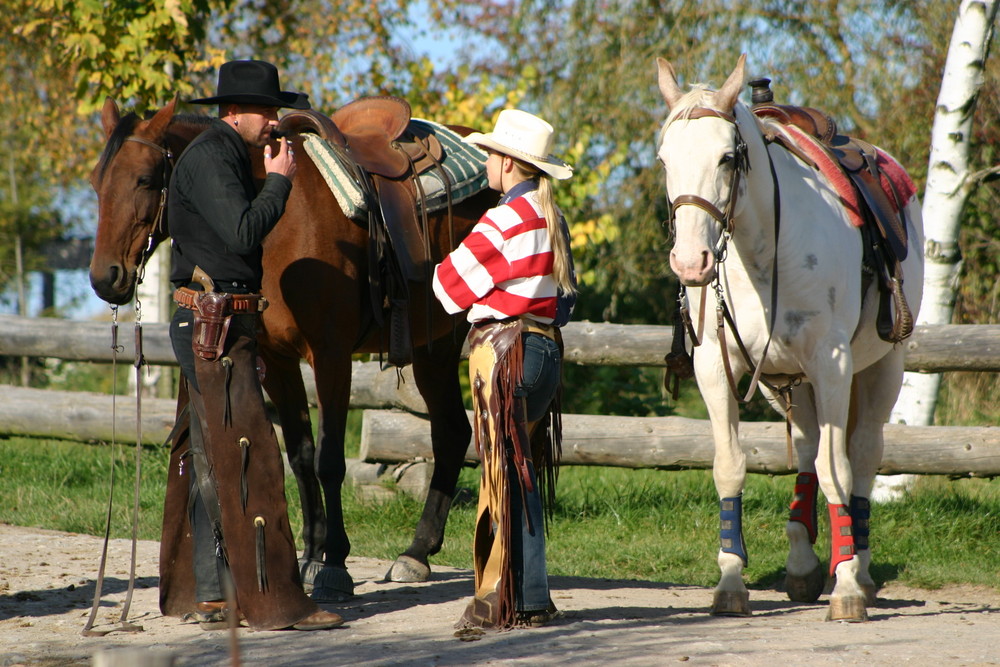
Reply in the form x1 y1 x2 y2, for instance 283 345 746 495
716 53 747 112
146 95 178 138
101 97 121 139
656 57 684 110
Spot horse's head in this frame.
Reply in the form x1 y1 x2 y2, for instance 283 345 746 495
88 96 179 305
656 54 748 287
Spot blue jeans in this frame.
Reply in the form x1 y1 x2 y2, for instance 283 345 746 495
511 331 561 612
517 332 561 423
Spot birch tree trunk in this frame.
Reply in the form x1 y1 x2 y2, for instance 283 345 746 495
875 0 1000 502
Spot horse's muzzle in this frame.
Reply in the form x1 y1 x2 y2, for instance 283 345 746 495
670 248 716 287
89 265 136 305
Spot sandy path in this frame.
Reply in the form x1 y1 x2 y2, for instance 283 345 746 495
0 524 997 666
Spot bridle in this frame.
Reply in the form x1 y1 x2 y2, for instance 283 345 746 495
662 105 796 407
662 107 749 260
124 135 174 278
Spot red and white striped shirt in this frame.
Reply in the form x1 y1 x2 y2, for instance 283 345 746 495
433 188 560 324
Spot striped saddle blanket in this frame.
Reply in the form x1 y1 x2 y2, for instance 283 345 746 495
301 119 488 220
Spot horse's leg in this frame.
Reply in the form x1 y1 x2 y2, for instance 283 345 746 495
308 351 356 602
844 348 906 607
697 353 750 616
258 347 327 587
775 384 824 603
385 334 472 583
809 342 868 622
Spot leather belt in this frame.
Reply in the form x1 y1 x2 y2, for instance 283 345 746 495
173 287 269 314
471 316 557 340
521 318 556 339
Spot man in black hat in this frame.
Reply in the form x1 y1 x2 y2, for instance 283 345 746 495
162 59 342 632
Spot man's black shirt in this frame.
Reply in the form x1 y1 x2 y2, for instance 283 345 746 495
168 119 291 291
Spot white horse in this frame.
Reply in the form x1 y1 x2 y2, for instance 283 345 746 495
655 54 924 621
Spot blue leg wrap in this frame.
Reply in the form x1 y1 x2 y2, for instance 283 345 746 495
849 495 870 550
720 495 748 566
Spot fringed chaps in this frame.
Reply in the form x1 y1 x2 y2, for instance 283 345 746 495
457 319 561 630
159 326 318 631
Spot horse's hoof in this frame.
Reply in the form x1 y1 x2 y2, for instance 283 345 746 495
785 564 825 603
711 590 751 616
826 595 869 622
298 558 325 592
310 566 354 602
385 554 430 583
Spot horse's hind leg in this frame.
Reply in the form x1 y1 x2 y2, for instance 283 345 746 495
259 347 327 586
839 348 905 609
385 335 472 583
776 384 825 603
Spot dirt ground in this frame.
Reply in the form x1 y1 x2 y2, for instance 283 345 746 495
0 524 997 667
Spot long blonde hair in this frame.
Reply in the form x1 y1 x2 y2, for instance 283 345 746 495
512 160 577 295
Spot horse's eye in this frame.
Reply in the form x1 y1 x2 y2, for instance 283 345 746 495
137 175 153 188
719 153 735 167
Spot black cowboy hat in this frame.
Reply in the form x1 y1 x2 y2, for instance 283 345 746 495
189 60 310 110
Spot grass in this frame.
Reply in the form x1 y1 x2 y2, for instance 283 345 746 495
5 426 996 593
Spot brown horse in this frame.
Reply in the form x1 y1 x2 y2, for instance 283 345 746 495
88 96 492 600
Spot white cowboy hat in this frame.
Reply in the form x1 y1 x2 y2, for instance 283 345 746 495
464 109 573 180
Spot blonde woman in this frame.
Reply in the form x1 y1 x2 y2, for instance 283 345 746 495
433 109 576 629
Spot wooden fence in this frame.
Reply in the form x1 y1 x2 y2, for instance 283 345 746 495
2 314 999 476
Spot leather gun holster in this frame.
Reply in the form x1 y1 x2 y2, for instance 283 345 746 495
192 291 233 361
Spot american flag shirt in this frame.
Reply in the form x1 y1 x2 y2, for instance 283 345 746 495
433 181 564 324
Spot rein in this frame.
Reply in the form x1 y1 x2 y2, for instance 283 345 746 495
82 302 146 636
82 133 165 636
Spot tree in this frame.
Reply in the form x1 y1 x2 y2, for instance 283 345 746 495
876 0 1000 501
0 1 237 308
6 1 1000 421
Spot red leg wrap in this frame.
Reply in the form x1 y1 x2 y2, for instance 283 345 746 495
788 472 818 543
828 503 855 576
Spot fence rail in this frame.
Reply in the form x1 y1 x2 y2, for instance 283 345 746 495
2 315 999 477
3 314 1000 371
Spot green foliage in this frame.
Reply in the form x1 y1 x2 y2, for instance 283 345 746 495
563 365 678 417
10 0 231 114
29 359 134 395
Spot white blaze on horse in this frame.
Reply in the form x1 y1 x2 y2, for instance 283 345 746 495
655 54 924 621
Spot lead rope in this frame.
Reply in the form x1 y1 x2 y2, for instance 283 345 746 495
81 267 150 635
117 294 146 629
81 306 125 637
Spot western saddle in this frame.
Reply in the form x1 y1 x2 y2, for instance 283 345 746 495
276 96 459 366
748 78 915 345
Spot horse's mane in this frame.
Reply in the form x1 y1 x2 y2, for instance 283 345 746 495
96 109 213 183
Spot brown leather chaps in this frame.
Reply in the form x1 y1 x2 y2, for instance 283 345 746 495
159 319 318 630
